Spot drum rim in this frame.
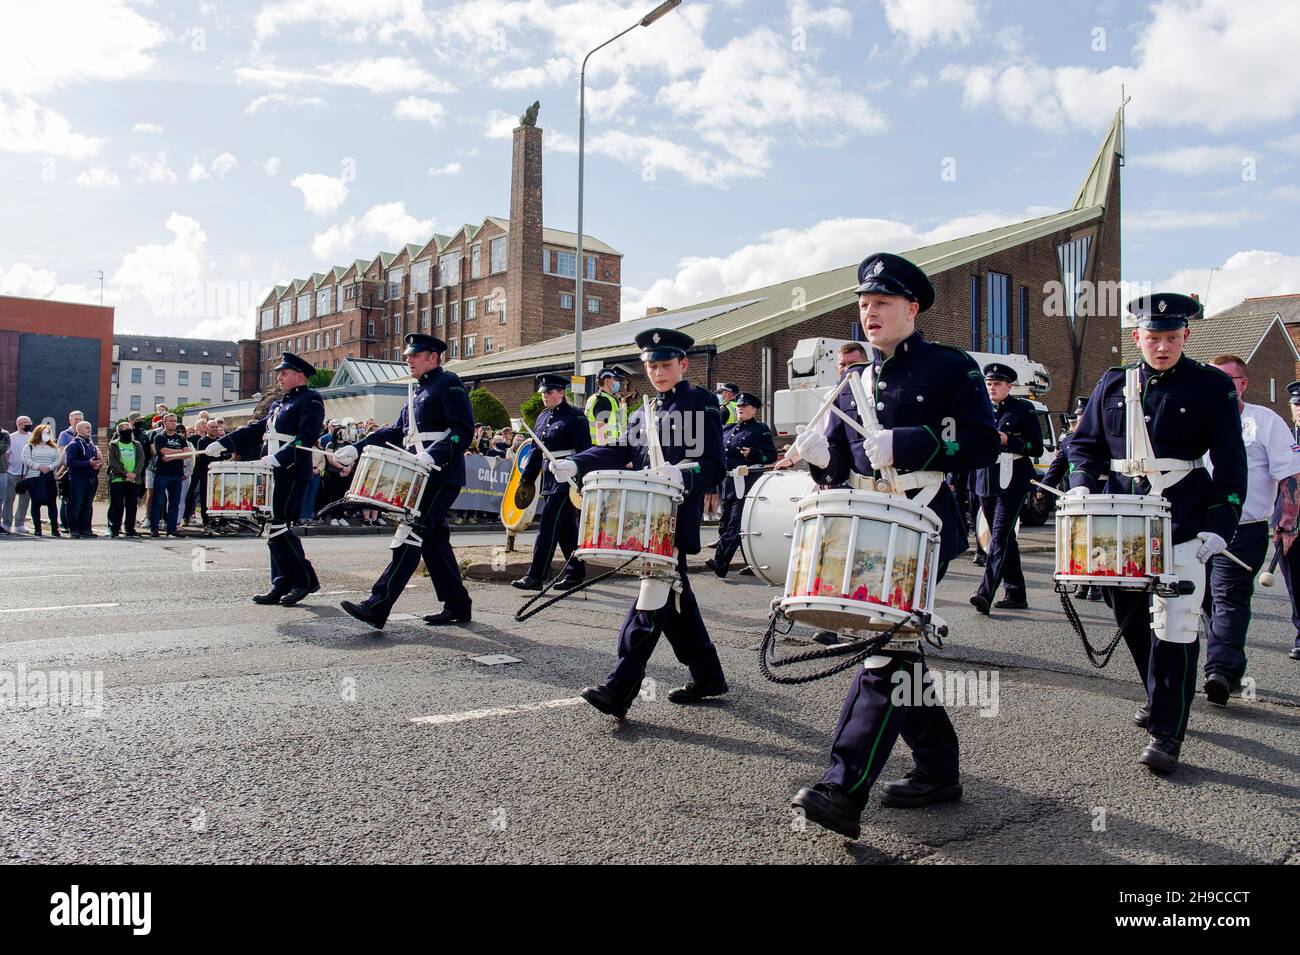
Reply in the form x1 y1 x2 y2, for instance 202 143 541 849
581 469 684 492
357 444 433 474
574 545 677 564
792 495 942 533
779 594 925 624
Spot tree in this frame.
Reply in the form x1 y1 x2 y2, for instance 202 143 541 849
308 369 334 389
470 388 511 430
520 389 575 430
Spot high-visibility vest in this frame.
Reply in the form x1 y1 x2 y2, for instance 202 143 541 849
721 399 738 427
584 390 624 445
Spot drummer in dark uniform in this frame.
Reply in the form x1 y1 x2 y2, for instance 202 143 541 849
330 333 475 629
206 352 324 606
549 328 728 718
1282 381 1300 661
1065 293 1247 773
970 362 1043 613
783 252 998 839
1041 398 1101 600
512 373 591 592
707 391 777 578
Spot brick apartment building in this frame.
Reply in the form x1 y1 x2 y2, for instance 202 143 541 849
248 121 622 395
453 108 1131 432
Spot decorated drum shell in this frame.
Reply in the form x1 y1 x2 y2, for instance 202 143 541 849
207 461 274 516
346 445 431 518
576 469 685 575
1053 493 1171 589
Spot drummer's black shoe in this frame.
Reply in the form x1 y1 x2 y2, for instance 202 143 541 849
279 586 313 607
1088 587 1104 601
252 588 288 605
879 773 963 808
511 575 544 591
993 596 1028 610
812 630 841 646
1133 701 1151 728
553 574 585 591
1290 646 1300 660
791 783 861 839
341 599 386 630
738 565 754 576
1204 673 1231 707
580 683 631 719
969 593 991 615
667 679 729 704
971 553 986 566
705 558 727 578
423 607 471 626
1138 735 1181 774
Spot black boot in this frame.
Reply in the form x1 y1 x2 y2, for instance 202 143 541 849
252 588 288 605
969 593 990 615
1203 673 1231 707
993 596 1028 610
552 573 586 591
705 557 727 578
1138 735 1181 774
666 678 729 704
580 683 632 719
791 783 862 839
279 587 313 607
511 575 544 591
423 607 471 626
341 599 386 629
879 773 963 808
1133 701 1151 728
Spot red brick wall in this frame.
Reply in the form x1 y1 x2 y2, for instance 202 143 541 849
0 295 114 425
507 125 544 354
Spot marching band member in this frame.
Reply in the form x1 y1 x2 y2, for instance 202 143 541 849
970 362 1043 613
512 373 591 592
207 352 323 606
584 368 626 446
551 328 728 719
785 253 998 839
707 391 777 578
1284 381 1300 662
1066 294 1246 773
331 334 475 629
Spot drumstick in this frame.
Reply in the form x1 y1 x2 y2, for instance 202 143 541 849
296 445 340 462
386 441 441 471
1032 479 1065 497
159 448 203 460
518 420 581 498
1259 540 1283 588
642 395 665 470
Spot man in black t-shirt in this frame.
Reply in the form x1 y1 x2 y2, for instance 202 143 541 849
150 413 188 536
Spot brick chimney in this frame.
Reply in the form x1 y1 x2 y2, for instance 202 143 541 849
644 306 667 317
506 123 544 350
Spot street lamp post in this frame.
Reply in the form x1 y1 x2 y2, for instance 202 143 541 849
574 0 680 382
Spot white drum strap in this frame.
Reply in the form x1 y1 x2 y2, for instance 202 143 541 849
549 449 573 458
404 381 451 450
890 470 945 494
997 451 1024 490
391 523 423 549
265 428 295 454
268 522 291 539
1117 366 1200 494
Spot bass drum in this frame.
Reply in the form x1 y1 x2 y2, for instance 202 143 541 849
500 440 540 532
975 506 1021 553
739 470 816 586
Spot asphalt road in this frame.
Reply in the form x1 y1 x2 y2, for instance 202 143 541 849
1 525 1296 864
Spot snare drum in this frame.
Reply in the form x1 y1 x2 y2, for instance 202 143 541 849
207 461 273 516
739 470 816 587
1053 493 1171 590
346 445 432 520
576 469 684 576
780 488 942 634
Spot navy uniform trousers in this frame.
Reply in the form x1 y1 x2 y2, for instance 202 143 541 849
606 553 725 703
820 560 959 804
527 490 584 581
268 477 318 592
1278 537 1300 653
1202 520 1269 682
975 491 1027 603
712 481 748 574
1106 587 1199 740
357 483 471 626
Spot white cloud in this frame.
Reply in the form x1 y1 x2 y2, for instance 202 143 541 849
290 173 349 217
0 262 97 303
1269 132 1300 155
311 201 434 260
260 156 281 176
0 0 167 96
74 166 120 188
211 151 238 178
1123 209 1260 232
788 0 853 34
187 159 211 182
1270 185 1300 202
0 95 103 159
882 0 979 51
1159 250 1300 316
1130 144 1251 176
111 213 207 306
253 0 430 45
244 93 326 114
490 57 574 90
236 58 456 95
132 122 163 133
940 0 1300 133
428 161 461 176
392 96 445 126
128 150 177 184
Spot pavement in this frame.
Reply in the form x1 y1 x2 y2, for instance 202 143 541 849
0 523 1296 864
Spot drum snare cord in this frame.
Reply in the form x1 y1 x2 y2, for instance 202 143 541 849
757 608 918 685
514 554 641 622
1058 590 1144 668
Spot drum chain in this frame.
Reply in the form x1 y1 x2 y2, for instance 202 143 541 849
514 554 641 623
1059 590 1143 669
757 608 912 685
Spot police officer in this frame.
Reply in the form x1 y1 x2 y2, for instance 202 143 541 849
513 373 591 591
550 327 728 718
584 368 626 446
784 253 999 839
715 383 739 428
1066 294 1247 773
206 352 324 606
331 333 475 629
707 391 777 578
1041 398 1102 600
971 362 1043 613
1285 381 1300 661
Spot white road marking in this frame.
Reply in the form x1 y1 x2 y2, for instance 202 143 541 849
0 602 121 614
411 697 583 726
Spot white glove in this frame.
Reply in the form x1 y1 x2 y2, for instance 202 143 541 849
332 445 358 468
862 428 894 469
790 424 830 468
415 449 438 470
1195 531 1228 563
203 441 226 458
260 453 281 469
549 458 578 483
653 462 683 485
1064 485 1091 499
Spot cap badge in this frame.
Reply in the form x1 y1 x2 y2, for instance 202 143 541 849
871 259 884 276
1156 299 1167 313
652 332 661 343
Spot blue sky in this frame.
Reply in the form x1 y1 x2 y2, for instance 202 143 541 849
2 0 1298 341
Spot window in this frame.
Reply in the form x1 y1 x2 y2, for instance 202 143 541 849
154 396 165 408
471 244 481 279
317 287 332 315
337 284 346 311
450 301 459 324
297 292 312 321
394 314 402 336
387 267 404 300
334 329 341 347
178 370 189 386
560 292 574 310
435 305 444 326
1056 236 1092 331
490 236 506 273
585 255 596 280
587 297 599 314
260 307 274 330
420 307 430 330
449 339 458 359
177 396 187 406
201 371 212 388
131 368 142 384
112 367 119 384
969 275 980 350
987 272 1010 355
498 300 507 325
314 333 321 351
155 369 166 385
554 251 576 277
464 335 476 357
130 395 141 412
465 298 477 321
438 252 461 287
484 336 494 353
278 300 292 326
224 372 235 390
1018 286 1029 355
412 260 431 294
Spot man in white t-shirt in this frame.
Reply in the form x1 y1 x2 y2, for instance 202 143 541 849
1 415 33 532
1203 357 1300 702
